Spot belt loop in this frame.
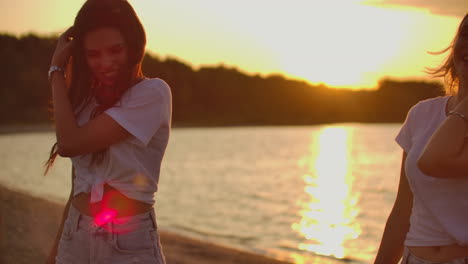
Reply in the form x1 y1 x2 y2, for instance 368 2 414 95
108 221 114 243
70 204 80 232
149 209 157 229
75 213 81 232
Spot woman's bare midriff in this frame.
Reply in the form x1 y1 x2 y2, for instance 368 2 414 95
72 184 152 218
409 245 468 262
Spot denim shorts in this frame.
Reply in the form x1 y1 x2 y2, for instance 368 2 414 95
401 247 468 264
56 205 166 264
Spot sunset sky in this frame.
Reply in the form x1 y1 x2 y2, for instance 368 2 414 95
0 0 466 89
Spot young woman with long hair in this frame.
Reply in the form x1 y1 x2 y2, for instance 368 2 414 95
46 0 171 263
374 13 468 264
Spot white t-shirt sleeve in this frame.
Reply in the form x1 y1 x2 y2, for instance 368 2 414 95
395 103 418 153
105 79 171 146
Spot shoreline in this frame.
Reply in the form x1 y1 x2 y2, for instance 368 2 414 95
0 123 54 134
0 184 292 264
0 121 402 135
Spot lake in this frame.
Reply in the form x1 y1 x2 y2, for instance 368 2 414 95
0 123 403 263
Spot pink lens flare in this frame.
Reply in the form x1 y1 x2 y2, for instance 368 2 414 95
94 209 117 226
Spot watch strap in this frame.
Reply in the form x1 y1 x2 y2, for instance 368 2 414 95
48 65 64 81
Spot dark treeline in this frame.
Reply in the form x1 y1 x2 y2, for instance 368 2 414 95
0 33 444 126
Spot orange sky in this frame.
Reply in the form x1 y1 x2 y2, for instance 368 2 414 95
0 0 464 89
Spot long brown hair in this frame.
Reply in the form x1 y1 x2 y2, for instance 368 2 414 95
426 13 468 95
44 0 147 174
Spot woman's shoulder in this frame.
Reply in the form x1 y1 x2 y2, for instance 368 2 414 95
411 96 449 114
417 96 449 106
127 78 171 100
134 78 170 92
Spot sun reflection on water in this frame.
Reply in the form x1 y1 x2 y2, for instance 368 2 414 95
292 126 361 260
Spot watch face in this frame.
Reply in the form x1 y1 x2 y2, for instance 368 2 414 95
48 66 63 80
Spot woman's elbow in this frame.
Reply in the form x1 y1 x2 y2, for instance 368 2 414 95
56 143 77 157
416 156 445 178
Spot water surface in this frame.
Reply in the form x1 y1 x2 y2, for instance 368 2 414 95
0 124 403 263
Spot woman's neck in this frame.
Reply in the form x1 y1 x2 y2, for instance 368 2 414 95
447 83 467 113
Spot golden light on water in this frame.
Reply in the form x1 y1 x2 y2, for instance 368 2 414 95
292 126 361 259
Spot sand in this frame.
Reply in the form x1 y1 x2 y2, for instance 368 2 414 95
0 185 292 264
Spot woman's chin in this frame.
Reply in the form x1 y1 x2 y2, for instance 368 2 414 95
98 78 117 87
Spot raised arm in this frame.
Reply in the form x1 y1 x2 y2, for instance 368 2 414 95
417 97 468 178
374 152 413 264
50 28 130 158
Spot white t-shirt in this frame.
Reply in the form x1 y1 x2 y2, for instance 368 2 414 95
71 78 172 205
396 96 468 246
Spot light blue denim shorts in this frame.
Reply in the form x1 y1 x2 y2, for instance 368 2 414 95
56 204 166 264
401 247 468 264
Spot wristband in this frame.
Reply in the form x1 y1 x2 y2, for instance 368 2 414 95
48 65 64 81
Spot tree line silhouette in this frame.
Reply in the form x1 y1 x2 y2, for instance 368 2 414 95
0 33 444 126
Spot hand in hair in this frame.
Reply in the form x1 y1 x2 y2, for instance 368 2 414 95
51 27 75 68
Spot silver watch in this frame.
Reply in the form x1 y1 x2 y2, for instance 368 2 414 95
48 65 64 81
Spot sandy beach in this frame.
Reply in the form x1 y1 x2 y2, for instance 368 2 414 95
0 123 54 135
0 185 292 264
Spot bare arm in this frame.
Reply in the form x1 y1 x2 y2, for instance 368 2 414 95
50 27 130 158
374 152 413 264
51 74 130 157
417 97 468 178
46 167 75 264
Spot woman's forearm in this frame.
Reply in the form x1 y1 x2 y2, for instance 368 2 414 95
374 207 410 264
375 193 412 263
50 73 80 156
418 111 468 177
418 95 468 177
374 198 411 264
419 116 466 163
375 152 412 263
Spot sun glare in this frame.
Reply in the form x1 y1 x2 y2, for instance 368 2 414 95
274 3 424 89
4 0 458 90
137 0 459 90
292 126 361 259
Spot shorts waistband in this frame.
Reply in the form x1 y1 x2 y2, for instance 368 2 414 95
68 203 157 233
402 247 468 264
